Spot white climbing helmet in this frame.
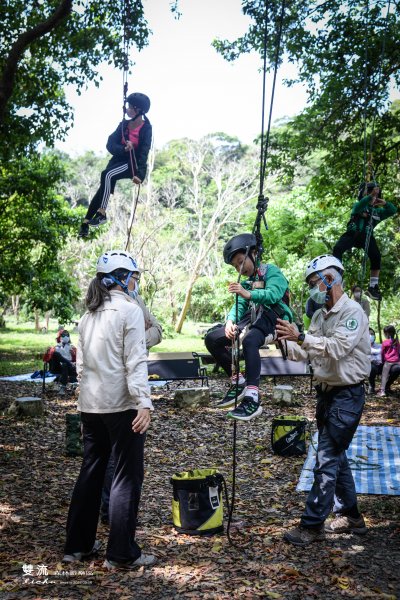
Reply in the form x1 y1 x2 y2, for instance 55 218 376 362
96 250 141 274
305 254 344 281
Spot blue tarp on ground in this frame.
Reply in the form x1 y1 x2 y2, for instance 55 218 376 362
0 372 168 387
297 425 400 495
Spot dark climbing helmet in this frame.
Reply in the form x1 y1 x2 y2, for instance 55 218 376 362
126 92 151 114
223 233 257 264
358 181 380 200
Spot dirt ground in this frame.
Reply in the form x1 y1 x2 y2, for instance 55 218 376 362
0 376 399 600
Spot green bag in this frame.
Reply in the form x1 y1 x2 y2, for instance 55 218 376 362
271 415 308 456
65 413 83 457
171 469 224 536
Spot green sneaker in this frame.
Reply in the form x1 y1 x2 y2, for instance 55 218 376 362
227 396 262 421
216 384 245 408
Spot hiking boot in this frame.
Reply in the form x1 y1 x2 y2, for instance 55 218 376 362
58 384 67 396
78 222 89 238
366 384 375 395
365 285 382 301
62 540 102 563
103 553 156 570
325 514 368 535
89 212 107 227
216 384 245 408
283 525 325 546
227 396 262 421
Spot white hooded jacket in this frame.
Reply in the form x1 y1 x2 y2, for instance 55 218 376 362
77 290 153 413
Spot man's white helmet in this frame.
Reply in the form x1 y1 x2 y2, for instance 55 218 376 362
305 255 344 281
96 250 141 274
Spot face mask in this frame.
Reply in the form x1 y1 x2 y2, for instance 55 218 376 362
309 282 327 304
370 335 375 344
61 335 70 344
354 292 361 300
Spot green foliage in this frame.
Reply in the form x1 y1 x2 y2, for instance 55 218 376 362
188 274 233 323
0 0 149 154
214 1 400 200
0 152 81 320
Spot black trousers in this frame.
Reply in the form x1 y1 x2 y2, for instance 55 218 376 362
49 352 77 385
204 309 277 387
333 231 381 270
387 363 400 390
84 160 133 220
369 363 382 389
64 409 145 563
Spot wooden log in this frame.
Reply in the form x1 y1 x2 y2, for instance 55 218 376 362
8 396 44 417
174 387 210 409
272 385 298 406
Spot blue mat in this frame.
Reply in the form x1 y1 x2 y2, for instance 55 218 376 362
297 425 400 495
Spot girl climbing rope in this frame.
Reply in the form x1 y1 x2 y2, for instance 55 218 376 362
332 182 397 301
78 92 152 238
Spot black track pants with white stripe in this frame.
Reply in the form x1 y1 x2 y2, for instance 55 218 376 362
84 161 132 220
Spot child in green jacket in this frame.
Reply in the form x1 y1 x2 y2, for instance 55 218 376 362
205 233 293 421
333 182 397 301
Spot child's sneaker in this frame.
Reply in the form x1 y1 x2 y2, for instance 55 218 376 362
216 384 245 408
89 212 107 227
227 396 263 421
376 389 386 397
78 222 89 238
58 384 67 396
365 285 382 301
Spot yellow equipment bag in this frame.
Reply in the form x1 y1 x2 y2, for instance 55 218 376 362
271 415 308 456
171 469 224 536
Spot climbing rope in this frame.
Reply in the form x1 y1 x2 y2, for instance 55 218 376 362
125 184 140 251
120 0 142 250
226 0 286 549
358 2 391 305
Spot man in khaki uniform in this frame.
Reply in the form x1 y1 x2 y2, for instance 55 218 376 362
276 254 370 546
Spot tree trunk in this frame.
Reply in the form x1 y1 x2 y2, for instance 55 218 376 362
34 309 41 332
11 295 20 322
45 311 51 332
175 275 198 333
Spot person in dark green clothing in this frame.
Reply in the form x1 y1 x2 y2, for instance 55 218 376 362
204 233 293 421
333 182 397 301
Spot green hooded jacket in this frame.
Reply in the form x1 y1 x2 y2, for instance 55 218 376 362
226 263 293 323
347 194 397 234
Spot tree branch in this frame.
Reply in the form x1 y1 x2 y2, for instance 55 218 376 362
0 0 73 123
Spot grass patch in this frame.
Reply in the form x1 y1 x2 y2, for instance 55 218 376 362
0 318 210 376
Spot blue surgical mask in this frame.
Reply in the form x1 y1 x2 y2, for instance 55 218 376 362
370 335 375 344
61 335 70 344
309 282 327 304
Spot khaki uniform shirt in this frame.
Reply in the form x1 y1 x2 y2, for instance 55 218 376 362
287 293 370 387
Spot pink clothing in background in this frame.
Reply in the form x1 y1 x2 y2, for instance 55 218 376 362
381 339 400 363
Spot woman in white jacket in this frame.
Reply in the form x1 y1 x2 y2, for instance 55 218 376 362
63 250 155 570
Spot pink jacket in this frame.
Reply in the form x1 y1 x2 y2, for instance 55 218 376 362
381 339 400 364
